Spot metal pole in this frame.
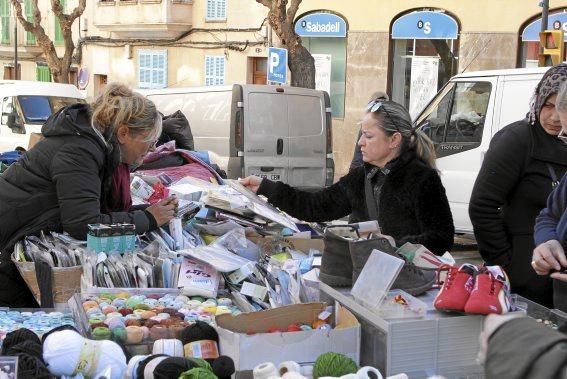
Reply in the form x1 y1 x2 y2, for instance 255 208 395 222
13 18 18 80
541 0 550 33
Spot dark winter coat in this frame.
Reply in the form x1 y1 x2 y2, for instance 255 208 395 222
535 173 567 312
469 119 567 307
485 318 567 379
0 104 154 306
258 150 454 255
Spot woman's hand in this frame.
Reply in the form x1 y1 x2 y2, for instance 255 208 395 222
146 196 178 226
239 176 263 193
532 239 567 282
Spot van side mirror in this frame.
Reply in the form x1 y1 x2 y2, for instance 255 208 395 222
6 111 25 134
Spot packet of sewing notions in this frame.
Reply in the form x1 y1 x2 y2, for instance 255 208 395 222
12 232 86 267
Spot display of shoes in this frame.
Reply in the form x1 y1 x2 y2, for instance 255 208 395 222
464 265 511 315
433 264 477 312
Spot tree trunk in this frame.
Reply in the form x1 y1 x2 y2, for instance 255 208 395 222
289 44 315 88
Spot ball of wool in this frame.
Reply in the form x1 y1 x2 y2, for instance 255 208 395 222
179 367 217 379
125 313 141 321
89 322 107 330
135 354 168 379
125 319 142 327
169 325 185 339
141 311 157 320
111 327 127 343
143 319 160 329
106 317 125 330
102 306 118 315
212 355 235 379
119 308 133 317
82 300 99 311
141 326 150 340
312 353 358 379
134 304 151 311
144 299 159 308
175 295 190 304
4 340 43 360
162 308 178 316
112 298 127 308
92 327 112 340
40 325 80 346
86 308 102 317
187 358 212 371
105 312 123 321
1 328 40 354
14 353 52 379
100 293 117 301
180 321 219 346
125 296 144 309
125 326 145 344
147 294 162 300
150 325 170 340
43 329 126 379
191 296 205 303
89 316 106 325
154 357 195 379
116 292 130 299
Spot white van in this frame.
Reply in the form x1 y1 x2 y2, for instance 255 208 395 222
414 67 549 234
0 80 86 152
139 84 334 189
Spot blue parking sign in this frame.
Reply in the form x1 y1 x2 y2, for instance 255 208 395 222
267 47 288 84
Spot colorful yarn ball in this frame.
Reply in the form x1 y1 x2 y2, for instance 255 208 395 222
134 304 151 311
119 308 133 317
125 319 142 327
179 367 217 379
92 327 112 340
312 352 358 379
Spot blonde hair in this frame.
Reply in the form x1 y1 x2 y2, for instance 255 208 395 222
91 83 162 142
369 101 437 170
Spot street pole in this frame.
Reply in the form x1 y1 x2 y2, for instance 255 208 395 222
13 17 18 80
541 0 549 34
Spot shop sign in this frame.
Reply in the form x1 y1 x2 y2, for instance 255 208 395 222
392 11 458 40
295 13 347 38
522 12 567 41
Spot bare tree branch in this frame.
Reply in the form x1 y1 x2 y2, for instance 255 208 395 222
10 1 33 31
255 0 272 8
286 0 301 24
68 0 86 22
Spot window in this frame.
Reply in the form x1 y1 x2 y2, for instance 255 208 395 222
206 0 226 21
205 55 225 85
36 65 51 82
1 0 9 44
138 50 167 89
519 11 567 67
416 81 491 147
54 0 65 45
25 0 35 45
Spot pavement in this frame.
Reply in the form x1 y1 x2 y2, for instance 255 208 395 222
452 234 483 267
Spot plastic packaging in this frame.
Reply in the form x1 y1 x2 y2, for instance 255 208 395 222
377 289 427 319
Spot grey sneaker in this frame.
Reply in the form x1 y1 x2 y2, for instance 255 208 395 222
349 237 435 296
320 229 354 287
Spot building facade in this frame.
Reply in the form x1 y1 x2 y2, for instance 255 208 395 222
2 0 567 175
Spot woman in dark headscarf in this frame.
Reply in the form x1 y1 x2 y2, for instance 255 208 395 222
470 64 567 307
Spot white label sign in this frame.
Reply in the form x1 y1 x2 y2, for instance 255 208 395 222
409 57 439 119
313 54 332 95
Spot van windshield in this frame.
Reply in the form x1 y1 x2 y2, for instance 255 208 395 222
17 95 85 124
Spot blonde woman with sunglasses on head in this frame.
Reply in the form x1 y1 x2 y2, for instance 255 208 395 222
241 100 454 258
0 83 177 307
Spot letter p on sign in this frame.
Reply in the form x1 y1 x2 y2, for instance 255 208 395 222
267 47 288 84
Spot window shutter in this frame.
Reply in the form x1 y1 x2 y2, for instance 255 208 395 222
138 50 167 89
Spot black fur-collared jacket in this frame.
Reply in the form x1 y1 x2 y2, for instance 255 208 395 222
258 150 454 255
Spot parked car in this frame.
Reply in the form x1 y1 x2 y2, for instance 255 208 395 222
138 84 334 189
0 80 86 152
414 67 549 233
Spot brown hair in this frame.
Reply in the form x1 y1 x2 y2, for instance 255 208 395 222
91 83 162 142
368 101 437 170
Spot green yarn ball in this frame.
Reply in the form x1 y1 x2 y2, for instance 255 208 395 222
179 367 218 379
100 293 116 301
111 326 127 343
313 352 358 379
187 358 212 371
133 303 151 311
92 327 111 340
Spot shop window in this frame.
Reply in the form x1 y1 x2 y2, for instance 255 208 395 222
390 10 459 119
138 50 167 89
1 0 9 44
519 10 567 68
205 55 225 85
416 81 491 146
206 0 226 21
295 12 348 118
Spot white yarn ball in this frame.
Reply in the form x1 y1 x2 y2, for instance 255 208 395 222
253 362 279 379
127 355 149 379
43 329 127 379
282 372 307 379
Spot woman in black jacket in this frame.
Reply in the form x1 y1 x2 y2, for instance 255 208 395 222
469 64 567 307
0 83 177 307
241 101 454 256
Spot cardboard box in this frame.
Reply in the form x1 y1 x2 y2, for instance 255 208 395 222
216 302 360 370
28 132 44 150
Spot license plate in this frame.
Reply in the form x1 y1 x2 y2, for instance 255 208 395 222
256 173 281 181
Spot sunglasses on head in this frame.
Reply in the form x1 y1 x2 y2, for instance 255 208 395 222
365 100 400 133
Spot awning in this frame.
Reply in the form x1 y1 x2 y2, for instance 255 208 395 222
392 11 458 40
